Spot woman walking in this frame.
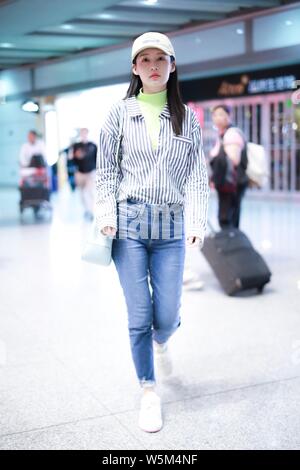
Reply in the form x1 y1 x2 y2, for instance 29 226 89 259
95 32 209 433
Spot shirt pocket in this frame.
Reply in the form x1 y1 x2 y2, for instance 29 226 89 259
169 135 192 173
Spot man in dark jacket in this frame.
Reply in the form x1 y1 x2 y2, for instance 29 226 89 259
72 128 97 220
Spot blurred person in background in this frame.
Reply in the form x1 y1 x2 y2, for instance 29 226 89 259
209 105 248 229
19 130 50 219
59 142 77 191
19 130 46 172
71 128 97 220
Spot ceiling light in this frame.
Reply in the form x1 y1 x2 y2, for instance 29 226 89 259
144 0 158 5
285 20 293 26
98 13 114 19
236 29 244 35
61 24 74 30
22 100 40 113
0 43 14 48
195 37 202 44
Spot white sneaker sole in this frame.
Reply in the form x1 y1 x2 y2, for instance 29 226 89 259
139 422 163 433
138 393 163 433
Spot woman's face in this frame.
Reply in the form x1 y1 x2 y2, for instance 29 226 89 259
212 107 231 130
132 48 175 93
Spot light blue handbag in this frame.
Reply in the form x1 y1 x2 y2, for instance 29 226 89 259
81 102 125 266
81 223 113 266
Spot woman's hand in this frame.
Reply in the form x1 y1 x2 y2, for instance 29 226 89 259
187 236 201 246
101 226 117 237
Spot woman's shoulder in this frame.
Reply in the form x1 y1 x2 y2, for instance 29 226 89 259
183 104 193 118
107 99 126 117
102 99 126 133
184 105 202 132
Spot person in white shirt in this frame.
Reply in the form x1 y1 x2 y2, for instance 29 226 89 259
19 130 47 174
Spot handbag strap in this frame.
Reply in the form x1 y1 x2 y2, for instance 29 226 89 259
116 101 125 174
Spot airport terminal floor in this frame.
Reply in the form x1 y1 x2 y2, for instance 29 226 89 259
0 187 299 450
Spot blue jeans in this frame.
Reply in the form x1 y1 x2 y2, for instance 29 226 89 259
112 198 186 387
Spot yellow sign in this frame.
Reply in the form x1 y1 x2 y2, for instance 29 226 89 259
218 75 249 96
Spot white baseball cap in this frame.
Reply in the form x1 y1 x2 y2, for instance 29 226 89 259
131 32 175 62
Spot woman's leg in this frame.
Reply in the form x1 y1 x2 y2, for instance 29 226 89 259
74 171 86 210
149 236 186 345
83 170 96 214
112 237 155 387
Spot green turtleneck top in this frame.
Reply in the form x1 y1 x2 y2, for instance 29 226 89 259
137 88 167 150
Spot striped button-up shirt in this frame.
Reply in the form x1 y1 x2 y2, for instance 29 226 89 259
95 96 209 240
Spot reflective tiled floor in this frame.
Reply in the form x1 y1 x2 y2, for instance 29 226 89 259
0 186 299 449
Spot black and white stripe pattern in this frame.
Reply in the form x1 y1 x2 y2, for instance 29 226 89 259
95 96 209 240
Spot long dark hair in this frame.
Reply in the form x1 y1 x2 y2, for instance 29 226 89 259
125 56 185 136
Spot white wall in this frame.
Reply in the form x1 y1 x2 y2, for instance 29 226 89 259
0 101 37 187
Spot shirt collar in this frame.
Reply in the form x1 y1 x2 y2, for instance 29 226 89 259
125 96 170 118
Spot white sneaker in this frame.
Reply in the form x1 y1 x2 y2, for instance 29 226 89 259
138 391 163 433
184 279 204 291
183 268 197 285
154 340 173 377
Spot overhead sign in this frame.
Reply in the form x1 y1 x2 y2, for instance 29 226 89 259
181 64 300 102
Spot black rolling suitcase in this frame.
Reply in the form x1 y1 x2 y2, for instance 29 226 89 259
202 225 271 296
